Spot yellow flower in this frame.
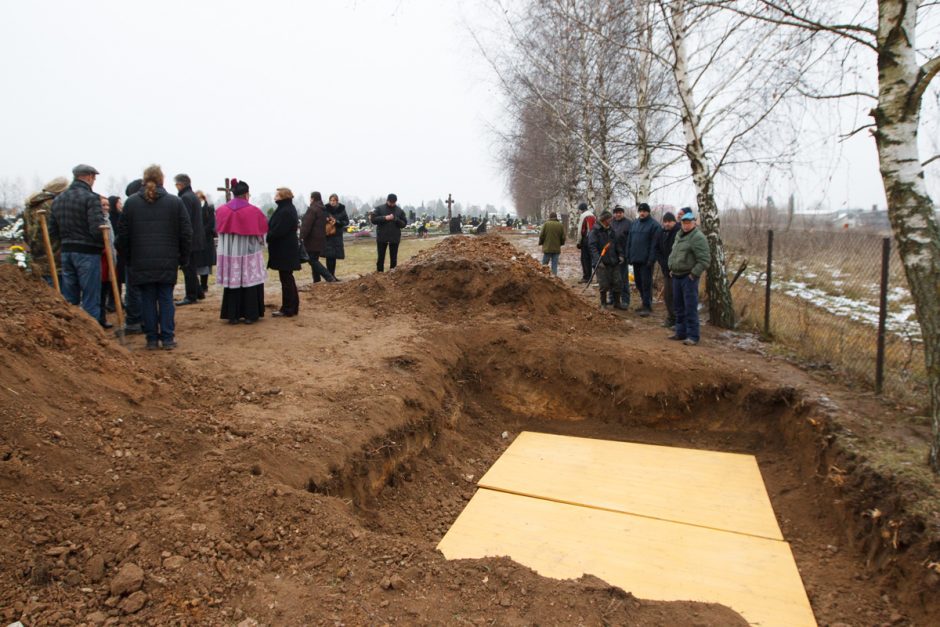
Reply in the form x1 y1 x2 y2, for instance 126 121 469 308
9 245 25 253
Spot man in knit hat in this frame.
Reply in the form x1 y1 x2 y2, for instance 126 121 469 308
625 202 661 316
610 204 632 307
655 210 680 327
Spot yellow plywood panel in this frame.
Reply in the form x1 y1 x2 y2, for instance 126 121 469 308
438 489 815 627
478 432 782 540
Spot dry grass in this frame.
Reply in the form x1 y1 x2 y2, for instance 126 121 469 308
722 224 925 407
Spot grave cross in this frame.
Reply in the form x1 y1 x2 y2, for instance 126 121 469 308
446 193 454 221
217 178 232 202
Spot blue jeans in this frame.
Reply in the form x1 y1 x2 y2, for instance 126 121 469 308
673 274 701 342
139 283 175 343
619 262 631 305
633 262 653 309
541 252 559 275
61 251 101 322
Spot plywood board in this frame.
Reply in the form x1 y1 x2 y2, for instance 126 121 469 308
438 488 815 627
478 432 782 540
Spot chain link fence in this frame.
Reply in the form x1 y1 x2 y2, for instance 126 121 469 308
721 216 925 406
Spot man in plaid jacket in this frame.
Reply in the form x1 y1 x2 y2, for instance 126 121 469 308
49 164 107 325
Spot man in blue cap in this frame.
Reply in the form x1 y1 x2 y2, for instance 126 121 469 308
667 210 710 345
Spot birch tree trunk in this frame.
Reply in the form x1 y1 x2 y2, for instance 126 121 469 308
668 0 736 328
635 0 653 205
873 0 940 469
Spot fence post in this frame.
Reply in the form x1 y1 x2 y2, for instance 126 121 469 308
764 229 774 337
875 237 890 395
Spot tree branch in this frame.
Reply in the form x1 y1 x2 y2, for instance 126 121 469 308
913 55 940 110
923 154 940 168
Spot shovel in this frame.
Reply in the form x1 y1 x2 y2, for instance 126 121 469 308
100 224 125 343
36 209 60 294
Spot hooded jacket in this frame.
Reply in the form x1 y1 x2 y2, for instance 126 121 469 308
117 186 193 285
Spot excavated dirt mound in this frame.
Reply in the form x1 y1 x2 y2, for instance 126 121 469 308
1 236 938 626
331 235 591 321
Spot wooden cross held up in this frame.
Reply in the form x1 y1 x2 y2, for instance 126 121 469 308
217 178 232 202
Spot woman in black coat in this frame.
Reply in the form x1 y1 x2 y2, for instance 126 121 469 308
266 187 301 317
195 190 217 293
323 193 350 278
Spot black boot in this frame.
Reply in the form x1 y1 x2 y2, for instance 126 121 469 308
600 291 609 308
614 292 629 310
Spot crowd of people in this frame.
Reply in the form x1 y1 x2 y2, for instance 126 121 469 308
539 201 710 346
23 163 709 350
23 164 408 350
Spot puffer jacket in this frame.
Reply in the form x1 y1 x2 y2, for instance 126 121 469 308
625 215 661 264
49 180 105 254
117 186 193 285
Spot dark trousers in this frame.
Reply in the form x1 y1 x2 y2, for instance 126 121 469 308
632 262 653 310
325 257 337 276
673 275 701 342
619 262 631 305
124 267 142 326
660 263 675 323
377 241 400 272
580 243 592 281
309 252 335 283
278 270 299 316
182 253 202 300
139 282 175 343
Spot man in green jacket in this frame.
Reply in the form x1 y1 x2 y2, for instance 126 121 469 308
667 210 710 345
538 212 566 276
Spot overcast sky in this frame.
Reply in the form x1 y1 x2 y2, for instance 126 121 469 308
2 0 936 214
1 0 507 210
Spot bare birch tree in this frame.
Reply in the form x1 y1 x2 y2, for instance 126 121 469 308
703 0 940 470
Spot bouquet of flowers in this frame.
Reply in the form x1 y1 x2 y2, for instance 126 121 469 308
8 245 31 272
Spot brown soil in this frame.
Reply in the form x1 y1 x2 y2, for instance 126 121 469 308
1 235 938 626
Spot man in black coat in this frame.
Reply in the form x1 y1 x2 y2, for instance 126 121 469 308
371 193 407 272
49 164 107 325
625 202 662 316
655 211 680 327
174 173 206 305
609 204 632 307
267 188 301 317
117 165 192 350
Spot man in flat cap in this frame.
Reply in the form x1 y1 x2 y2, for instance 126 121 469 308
49 164 108 326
